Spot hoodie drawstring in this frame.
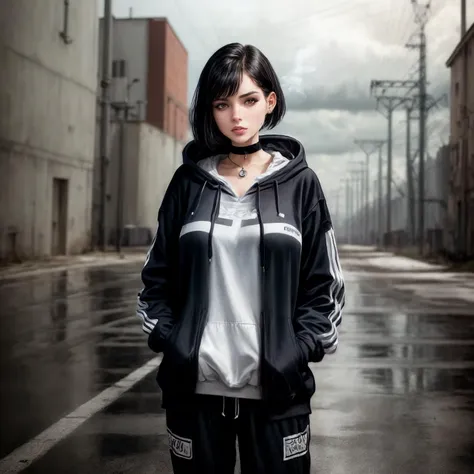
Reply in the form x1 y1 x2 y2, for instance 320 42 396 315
273 181 285 218
191 181 208 216
208 184 221 262
256 183 266 272
203 180 282 265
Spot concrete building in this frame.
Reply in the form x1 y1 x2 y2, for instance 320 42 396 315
99 17 188 141
104 122 183 244
446 21 474 258
0 0 99 261
93 17 188 247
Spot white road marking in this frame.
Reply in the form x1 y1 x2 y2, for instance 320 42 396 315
0 356 162 473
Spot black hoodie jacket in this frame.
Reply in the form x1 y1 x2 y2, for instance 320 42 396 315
137 134 345 419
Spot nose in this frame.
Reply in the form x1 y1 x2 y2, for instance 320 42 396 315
231 104 242 123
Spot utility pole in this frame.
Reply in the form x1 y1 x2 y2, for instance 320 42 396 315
99 0 113 251
112 104 134 257
377 143 385 247
404 101 417 245
407 0 431 255
352 172 360 244
351 172 360 244
373 178 378 245
354 139 385 244
461 0 469 254
117 106 126 256
370 80 417 246
346 174 356 244
401 92 445 248
350 166 365 244
112 79 139 257
343 178 351 244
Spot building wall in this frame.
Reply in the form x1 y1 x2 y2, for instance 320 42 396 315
135 123 183 231
163 21 188 142
103 18 189 139
447 26 474 257
148 19 188 142
147 19 166 130
109 19 149 119
0 0 99 260
104 122 183 240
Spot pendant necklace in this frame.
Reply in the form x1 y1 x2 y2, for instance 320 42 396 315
228 153 248 178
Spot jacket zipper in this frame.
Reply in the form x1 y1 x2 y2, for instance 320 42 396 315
189 262 213 390
191 307 207 388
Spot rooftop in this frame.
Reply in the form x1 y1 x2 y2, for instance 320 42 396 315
446 21 474 67
99 16 187 54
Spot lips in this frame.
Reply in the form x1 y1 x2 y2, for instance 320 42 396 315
232 127 247 132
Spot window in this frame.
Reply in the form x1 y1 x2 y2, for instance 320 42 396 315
112 60 127 78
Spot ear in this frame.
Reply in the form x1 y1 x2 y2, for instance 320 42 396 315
267 92 277 113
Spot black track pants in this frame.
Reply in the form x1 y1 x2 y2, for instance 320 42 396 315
165 394 311 474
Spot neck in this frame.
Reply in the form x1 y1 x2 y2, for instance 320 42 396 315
228 149 270 166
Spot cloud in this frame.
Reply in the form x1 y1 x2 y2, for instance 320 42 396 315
269 109 388 157
285 83 376 113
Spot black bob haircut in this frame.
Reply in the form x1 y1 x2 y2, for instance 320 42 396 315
189 43 286 152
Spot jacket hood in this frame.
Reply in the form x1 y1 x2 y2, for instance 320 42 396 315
181 134 309 187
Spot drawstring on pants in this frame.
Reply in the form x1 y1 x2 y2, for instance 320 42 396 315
234 398 240 419
221 397 240 419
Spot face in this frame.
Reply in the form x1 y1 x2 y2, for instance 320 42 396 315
212 73 277 146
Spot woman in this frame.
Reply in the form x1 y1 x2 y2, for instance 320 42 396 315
137 42 345 474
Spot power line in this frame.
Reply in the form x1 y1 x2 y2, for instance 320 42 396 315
406 0 432 255
354 139 386 245
369 80 418 244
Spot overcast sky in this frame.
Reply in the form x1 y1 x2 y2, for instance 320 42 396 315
98 0 473 205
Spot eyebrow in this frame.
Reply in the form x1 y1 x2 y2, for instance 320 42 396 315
238 91 259 98
214 91 259 101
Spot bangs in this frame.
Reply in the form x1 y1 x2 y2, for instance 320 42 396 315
208 61 244 102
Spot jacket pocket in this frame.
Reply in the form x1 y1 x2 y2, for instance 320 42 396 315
288 321 306 389
262 319 305 404
158 307 207 395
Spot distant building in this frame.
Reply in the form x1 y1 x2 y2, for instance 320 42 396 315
93 17 188 248
0 0 99 260
446 21 474 258
98 17 188 141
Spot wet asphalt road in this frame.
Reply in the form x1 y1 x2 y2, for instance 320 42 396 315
0 248 473 473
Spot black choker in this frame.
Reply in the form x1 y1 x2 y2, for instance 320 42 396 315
230 142 262 155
